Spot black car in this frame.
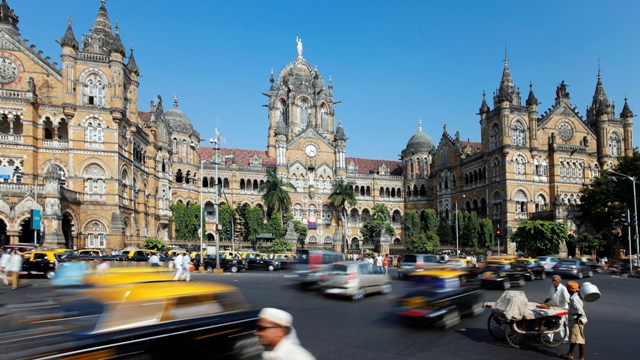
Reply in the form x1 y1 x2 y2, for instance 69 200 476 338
480 262 526 289
511 258 546 280
192 254 246 273
243 253 280 271
394 269 485 328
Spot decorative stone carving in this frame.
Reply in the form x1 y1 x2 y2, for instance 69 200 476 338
83 163 107 177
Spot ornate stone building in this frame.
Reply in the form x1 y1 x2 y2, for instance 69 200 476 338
0 1 633 253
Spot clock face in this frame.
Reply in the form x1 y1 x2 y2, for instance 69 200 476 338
0 57 18 84
558 122 573 141
305 144 317 157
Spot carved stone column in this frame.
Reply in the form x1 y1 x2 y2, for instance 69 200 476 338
42 171 65 247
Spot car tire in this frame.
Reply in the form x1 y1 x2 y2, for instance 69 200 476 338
267 265 275 272
470 301 484 317
437 310 460 329
45 271 56 280
205 266 214 272
230 265 239 273
577 272 583 279
351 288 366 301
539 272 546 280
587 270 594 278
381 284 392 294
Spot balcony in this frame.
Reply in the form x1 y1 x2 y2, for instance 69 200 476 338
0 134 23 143
0 88 34 101
44 139 69 148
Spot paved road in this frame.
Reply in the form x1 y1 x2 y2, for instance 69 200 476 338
1 269 638 359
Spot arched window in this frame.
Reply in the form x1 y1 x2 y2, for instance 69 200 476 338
175 169 183 183
320 103 329 131
83 163 107 196
83 74 106 107
322 205 332 222
349 208 360 224
85 220 106 248
514 155 526 180
293 204 303 219
278 99 289 125
514 190 527 218
297 98 310 128
511 119 526 146
536 194 547 212
492 191 503 215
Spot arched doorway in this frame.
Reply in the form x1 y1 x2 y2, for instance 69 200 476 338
0 219 8 246
18 218 39 244
206 233 215 242
62 212 74 249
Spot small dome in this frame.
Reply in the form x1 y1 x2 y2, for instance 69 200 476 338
404 120 434 154
165 96 194 134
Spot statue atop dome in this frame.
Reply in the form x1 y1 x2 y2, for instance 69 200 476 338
296 35 303 58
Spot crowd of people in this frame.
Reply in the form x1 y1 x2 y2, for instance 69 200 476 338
0 249 23 289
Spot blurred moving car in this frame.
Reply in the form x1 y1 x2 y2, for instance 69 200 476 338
552 259 593 279
536 256 560 273
20 250 70 279
242 252 280 271
397 254 441 279
0 279 260 359
192 253 247 273
394 269 485 328
511 258 546 280
480 261 526 289
289 249 346 288
319 261 392 301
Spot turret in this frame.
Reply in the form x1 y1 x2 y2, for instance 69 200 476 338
126 49 140 116
493 57 520 107
526 82 539 143
621 97 634 156
59 17 78 107
334 121 347 177
0 0 19 37
82 0 115 54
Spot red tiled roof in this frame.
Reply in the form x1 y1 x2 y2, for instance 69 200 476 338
346 157 403 175
460 140 482 155
138 111 152 126
198 147 276 167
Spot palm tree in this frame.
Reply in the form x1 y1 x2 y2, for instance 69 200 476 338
258 169 296 225
328 178 357 253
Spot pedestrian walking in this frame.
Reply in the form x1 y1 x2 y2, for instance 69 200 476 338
255 307 316 360
383 254 390 275
148 253 161 267
559 281 587 360
375 254 384 273
544 275 570 342
6 250 23 290
182 252 192 281
173 252 184 280
0 249 10 286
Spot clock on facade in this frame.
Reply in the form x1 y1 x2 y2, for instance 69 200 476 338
305 144 317 157
0 57 18 84
558 122 573 141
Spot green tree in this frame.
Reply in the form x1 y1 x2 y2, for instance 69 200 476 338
218 204 233 241
403 210 421 241
270 238 293 253
478 218 495 248
462 211 480 249
143 237 167 251
328 178 357 251
258 169 296 224
405 232 440 253
577 233 606 257
420 209 439 234
437 217 452 245
293 220 308 246
265 210 285 238
371 203 390 222
243 206 265 242
511 220 568 257
360 220 395 244
170 201 202 241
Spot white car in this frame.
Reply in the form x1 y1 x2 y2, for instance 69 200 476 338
320 261 392 301
536 256 560 272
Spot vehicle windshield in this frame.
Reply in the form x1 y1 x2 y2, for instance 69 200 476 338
515 260 534 266
558 259 578 265
328 264 349 275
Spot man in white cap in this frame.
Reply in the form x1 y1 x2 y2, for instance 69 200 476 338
255 307 315 360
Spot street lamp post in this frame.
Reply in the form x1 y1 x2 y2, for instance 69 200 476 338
455 203 459 257
213 128 222 273
496 224 501 254
608 169 638 274
192 136 217 272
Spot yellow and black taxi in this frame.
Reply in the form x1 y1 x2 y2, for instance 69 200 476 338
20 249 70 279
1 278 261 359
480 259 526 290
393 269 485 328
511 257 546 281
120 248 155 261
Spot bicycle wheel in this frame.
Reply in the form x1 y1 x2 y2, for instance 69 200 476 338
505 323 525 348
488 313 507 340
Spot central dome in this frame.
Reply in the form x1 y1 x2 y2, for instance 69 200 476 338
164 96 194 134
404 120 434 155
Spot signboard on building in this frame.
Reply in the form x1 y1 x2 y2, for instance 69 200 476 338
308 214 317 229
31 209 41 230
0 166 12 181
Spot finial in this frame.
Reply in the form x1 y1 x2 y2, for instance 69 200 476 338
115 22 120 33
529 81 533 90
482 90 486 99
68 16 72 26
270 68 273 75
443 123 448 133
173 95 178 109
504 41 509 66
296 34 303 58
418 119 422 132
597 58 601 79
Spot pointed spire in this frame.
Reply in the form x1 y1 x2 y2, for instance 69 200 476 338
59 16 79 50
328 76 333 93
173 95 179 109
126 48 139 75
269 68 274 90
494 55 518 104
0 0 19 35
620 96 634 118
526 81 538 107
590 69 610 117
335 120 346 141
111 22 126 56
479 91 490 114
82 0 115 54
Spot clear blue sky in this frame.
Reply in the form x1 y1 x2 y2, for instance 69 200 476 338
13 0 640 160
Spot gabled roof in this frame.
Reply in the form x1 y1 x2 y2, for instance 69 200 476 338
198 147 276 167
346 157 403 176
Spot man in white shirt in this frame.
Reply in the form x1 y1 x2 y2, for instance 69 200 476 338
0 250 11 286
173 253 184 281
544 275 570 342
182 252 192 282
255 307 315 360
